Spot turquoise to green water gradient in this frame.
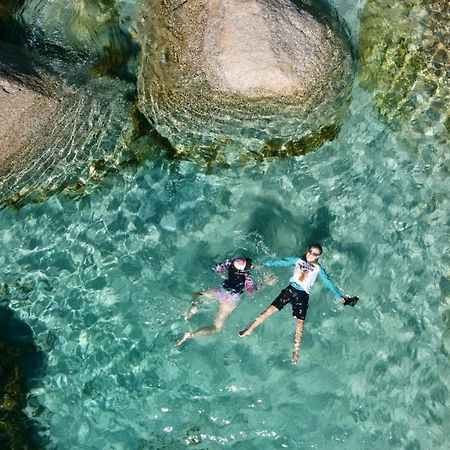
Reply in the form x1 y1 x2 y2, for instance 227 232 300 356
1 0 449 448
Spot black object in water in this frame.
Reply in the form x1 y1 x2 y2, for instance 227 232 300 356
343 296 359 307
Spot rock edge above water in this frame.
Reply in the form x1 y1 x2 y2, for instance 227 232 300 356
138 0 354 157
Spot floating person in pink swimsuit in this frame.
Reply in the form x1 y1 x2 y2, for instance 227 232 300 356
175 257 265 346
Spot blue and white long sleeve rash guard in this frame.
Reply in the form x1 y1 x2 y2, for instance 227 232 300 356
262 256 342 299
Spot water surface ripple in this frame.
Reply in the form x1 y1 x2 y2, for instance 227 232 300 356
0 0 448 449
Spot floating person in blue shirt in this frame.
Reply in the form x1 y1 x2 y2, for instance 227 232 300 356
239 243 358 364
175 257 271 346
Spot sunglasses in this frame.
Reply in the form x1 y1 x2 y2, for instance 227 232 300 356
307 250 321 257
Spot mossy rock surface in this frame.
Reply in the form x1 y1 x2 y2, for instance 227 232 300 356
360 0 449 145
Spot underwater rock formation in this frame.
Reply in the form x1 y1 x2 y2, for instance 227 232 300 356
0 0 140 81
0 300 45 449
7 0 136 61
0 42 134 207
0 43 61 184
138 0 353 161
360 0 449 146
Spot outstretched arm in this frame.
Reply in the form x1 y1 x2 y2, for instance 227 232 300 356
261 256 300 267
214 260 232 273
318 268 359 306
243 270 277 295
318 266 343 300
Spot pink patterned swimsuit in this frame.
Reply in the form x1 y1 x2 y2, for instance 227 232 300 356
213 259 255 304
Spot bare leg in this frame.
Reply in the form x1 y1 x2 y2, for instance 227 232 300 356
175 302 237 346
239 305 278 337
291 319 305 365
190 302 237 338
184 289 215 320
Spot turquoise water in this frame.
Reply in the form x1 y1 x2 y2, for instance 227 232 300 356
2 83 448 448
1 0 449 449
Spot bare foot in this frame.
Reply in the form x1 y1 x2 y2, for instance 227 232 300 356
175 331 192 346
184 306 198 321
238 328 252 337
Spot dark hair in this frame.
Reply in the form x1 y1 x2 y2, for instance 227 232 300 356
308 243 323 255
233 257 252 271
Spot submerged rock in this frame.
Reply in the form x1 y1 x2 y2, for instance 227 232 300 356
0 42 134 207
0 300 46 449
138 0 353 161
360 0 449 147
8 0 137 63
0 43 61 183
0 0 141 87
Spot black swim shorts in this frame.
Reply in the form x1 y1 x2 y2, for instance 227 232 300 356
271 285 309 320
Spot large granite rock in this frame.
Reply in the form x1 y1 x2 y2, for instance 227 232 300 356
0 44 61 182
0 42 132 207
360 0 449 147
138 0 353 160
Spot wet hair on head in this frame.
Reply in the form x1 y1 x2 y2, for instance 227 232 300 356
308 243 323 255
234 257 252 271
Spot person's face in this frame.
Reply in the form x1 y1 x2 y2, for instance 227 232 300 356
305 247 321 263
233 258 246 270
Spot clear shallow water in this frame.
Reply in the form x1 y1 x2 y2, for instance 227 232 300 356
1 0 449 449
1 83 448 449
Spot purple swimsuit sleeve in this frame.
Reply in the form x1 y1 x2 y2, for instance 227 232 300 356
214 260 232 273
244 273 255 294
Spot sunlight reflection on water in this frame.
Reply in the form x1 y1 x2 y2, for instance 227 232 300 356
1 0 449 449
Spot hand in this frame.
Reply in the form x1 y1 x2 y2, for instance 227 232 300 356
341 296 359 307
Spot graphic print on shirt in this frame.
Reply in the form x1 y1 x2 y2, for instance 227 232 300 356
289 258 320 294
295 260 316 284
